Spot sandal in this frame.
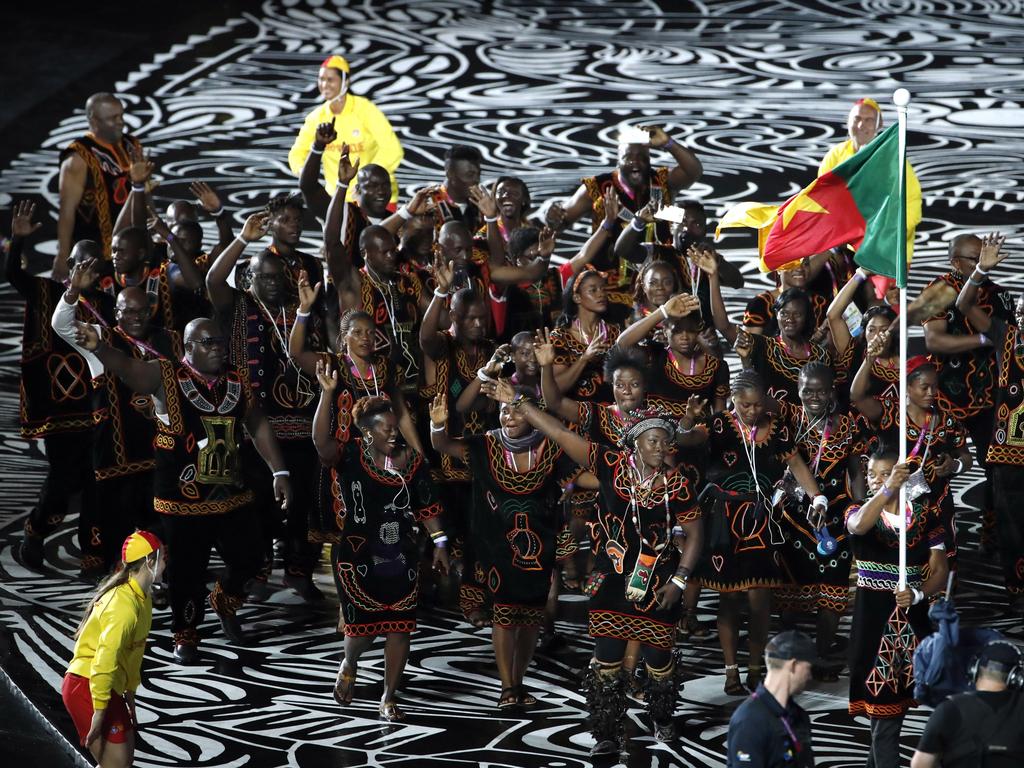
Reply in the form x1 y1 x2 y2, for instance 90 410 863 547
724 665 746 696
498 687 519 711
379 701 405 722
333 660 356 706
678 611 710 640
516 685 538 707
468 610 492 629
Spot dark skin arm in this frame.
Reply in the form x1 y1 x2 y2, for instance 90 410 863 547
56 153 88 279
298 119 336 220
534 328 580 421
322 146 361 289
850 326 890 424
244 405 292 510
642 124 703 194
612 202 656 265
922 316 992 355
149 212 203 293
561 188 620 278
694 248 739 345
827 268 869 357
455 345 507 415
205 212 268 317
654 516 702 609
953 233 1009 333
289 273 323 376
313 361 341 464
78 326 163 395
847 463 909 536
419 254 453 361
113 147 153 234
428 393 469 463
190 181 234 255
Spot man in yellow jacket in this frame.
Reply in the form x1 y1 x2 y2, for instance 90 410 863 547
818 97 922 254
288 55 404 205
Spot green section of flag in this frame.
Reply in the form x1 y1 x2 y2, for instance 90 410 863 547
832 124 908 287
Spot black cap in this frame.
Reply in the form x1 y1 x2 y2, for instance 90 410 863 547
765 630 817 664
977 640 1022 674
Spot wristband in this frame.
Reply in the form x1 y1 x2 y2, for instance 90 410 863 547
670 576 687 590
600 219 615 233
979 333 990 346
854 269 867 283
881 486 894 498
336 181 348 190
811 494 828 510
671 526 684 536
310 145 324 155
430 422 446 433
296 310 311 319
429 529 447 540
968 275 985 287
237 235 254 245
484 214 499 224
911 588 925 605
434 538 448 548
477 369 495 383
272 470 290 478
433 287 449 299
659 305 669 321
397 205 413 221
209 207 224 218
165 232 175 244
974 265 990 276
952 458 964 475
630 217 646 232
131 184 146 193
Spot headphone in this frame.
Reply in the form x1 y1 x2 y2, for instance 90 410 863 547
969 640 1024 689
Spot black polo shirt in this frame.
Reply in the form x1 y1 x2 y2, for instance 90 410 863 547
726 683 816 767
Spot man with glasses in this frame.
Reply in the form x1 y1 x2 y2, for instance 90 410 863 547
72 315 292 664
207 213 326 602
922 234 1012 557
53 259 182 572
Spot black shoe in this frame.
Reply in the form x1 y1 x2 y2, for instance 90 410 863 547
173 643 199 665
19 535 44 570
282 573 325 603
590 739 618 757
218 613 249 646
653 720 676 744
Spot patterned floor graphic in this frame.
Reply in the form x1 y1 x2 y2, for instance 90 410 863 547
1 1 1022 766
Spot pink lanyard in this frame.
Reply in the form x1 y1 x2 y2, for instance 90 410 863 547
909 414 933 461
345 354 379 397
811 417 831 476
669 350 698 376
504 446 534 472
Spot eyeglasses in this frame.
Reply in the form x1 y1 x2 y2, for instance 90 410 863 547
192 337 226 348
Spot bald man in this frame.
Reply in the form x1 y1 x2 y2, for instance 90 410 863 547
56 93 143 279
54 268 182 570
818 97 923 254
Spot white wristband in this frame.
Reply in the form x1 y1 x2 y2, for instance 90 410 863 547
659 305 669 320
273 470 290 478
296 310 311 318
974 265 990 276
630 217 646 232
670 576 687 590
336 181 348 190
309 146 324 155
433 535 449 546
952 458 964 475
397 205 413 221
209 207 224 218
430 422 446 433
131 184 146 193
812 495 828 510
484 214 499 223
237 235 253 245
911 588 925 605
433 287 448 299
477 369 495 383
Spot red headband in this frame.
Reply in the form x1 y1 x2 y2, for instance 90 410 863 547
906 355 932 375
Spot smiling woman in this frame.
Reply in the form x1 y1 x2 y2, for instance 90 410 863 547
287 54 405 205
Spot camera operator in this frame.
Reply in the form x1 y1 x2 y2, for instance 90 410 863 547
911 639 1024 767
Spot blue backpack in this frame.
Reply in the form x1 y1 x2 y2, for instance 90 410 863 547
913 587 1003 707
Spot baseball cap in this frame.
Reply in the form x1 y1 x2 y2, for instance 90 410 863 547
766 630 817 664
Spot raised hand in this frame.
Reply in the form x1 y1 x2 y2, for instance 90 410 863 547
432 254 454 295
663 293 700 318
11 200 41 239
429 393 449 426
882 462 911 494
485 344 512 377
546 201 567 229
147 208 172 240
866 328 890 359
73 321 101 351
433 544 450 575
297 269 321 312
468 185 498 219
635 202 656 225
337 143 360 185
979 231 1008 272
315 358 338 392
689 245 718 276
584 337 610 360
601 186 621 226
488 377 516 404
734 328 754 362
533 327 556 367
242 211 270 243
537 226 556 259
685 394 708 422
314 118 337 150
640 124 671 148
128 145 155 185
406 186 439 216
68 258 99 295
189 181 223 213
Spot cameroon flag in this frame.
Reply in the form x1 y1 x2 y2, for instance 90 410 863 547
718 123 909 287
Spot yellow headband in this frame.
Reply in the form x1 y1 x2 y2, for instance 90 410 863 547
853 97 880 113
321 55 350 74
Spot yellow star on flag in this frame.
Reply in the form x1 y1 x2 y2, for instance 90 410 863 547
781 179 829 229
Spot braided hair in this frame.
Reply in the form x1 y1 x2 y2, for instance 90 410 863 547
336 309 374 353
633 259 681 308
799 360 835 387
730 368 765 397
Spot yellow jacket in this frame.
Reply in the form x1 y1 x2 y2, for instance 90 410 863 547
819 139 922 254
68 577 152 710
288 95 404 203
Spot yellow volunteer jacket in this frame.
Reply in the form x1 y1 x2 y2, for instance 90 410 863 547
68 577 152 710
288 95 404 203
819 138 922 255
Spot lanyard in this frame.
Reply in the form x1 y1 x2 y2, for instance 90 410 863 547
731 411 766 506
909 413 933 462
751 692 803 755
345 354 380 398
669 350 699 376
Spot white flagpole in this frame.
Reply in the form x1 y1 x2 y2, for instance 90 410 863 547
893 87 911 590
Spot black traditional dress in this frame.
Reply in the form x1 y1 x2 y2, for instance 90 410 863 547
549 320 620 403
744 333 833 420
845 499 943 718
461 433 579 627
327 439 442 636
777 411 864 614
584 445 699 650
698 411 796 592
645 345 729 413
742 290 828 336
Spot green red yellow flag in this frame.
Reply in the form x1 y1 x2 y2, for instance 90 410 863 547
717 123 908 286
